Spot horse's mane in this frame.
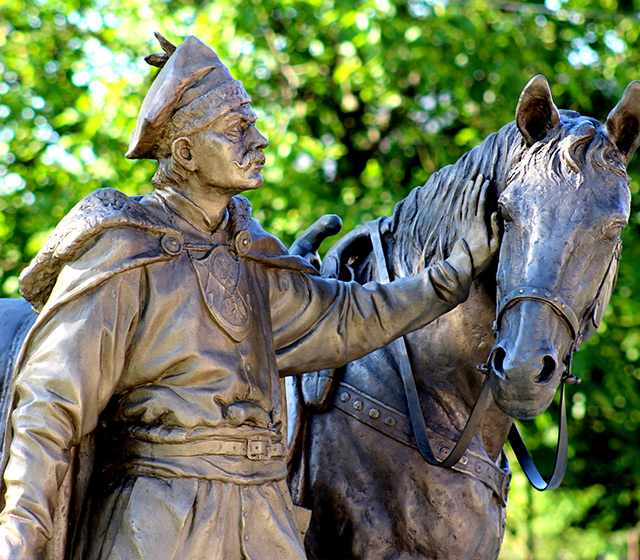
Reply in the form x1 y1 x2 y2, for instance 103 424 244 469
388 122 524 276
388 111 628 277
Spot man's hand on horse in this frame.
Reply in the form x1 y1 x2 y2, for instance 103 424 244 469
449 174 500 280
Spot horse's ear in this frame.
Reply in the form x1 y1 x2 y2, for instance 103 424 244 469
605 81 640 165
515 75 561 147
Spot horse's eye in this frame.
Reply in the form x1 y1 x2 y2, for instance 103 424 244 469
498 202 513 222
604 220 626 241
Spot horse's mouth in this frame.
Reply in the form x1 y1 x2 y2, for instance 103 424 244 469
490 390 552 419
487 365 559 420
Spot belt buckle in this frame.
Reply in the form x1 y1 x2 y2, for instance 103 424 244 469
247 436 271 460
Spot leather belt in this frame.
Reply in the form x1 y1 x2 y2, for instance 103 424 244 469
123 435 286 462
334 382 512 506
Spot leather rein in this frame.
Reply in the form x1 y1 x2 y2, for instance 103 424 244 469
369 220 490 469
369 219 621 490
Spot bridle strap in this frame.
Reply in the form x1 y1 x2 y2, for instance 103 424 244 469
369 220 489 468
492 286 573 491
507 383 568 491
497 246 620 490
496 287 579 338
369 214 614 487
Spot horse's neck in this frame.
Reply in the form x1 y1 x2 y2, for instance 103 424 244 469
338 125 523 460
380 125 525 458
410 283 513 461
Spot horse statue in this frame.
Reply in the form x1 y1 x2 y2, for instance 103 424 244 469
286 75 640 560
0 299 36 451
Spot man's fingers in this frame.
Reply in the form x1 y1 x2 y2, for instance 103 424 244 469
468 175 489 219
461 179 474 221
489 212 500 252
477 178 489 216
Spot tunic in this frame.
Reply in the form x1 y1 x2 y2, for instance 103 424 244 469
0 187 471 560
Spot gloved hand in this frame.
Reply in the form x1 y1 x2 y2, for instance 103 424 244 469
429 174 500 306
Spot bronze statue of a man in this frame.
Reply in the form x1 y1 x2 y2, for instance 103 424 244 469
0 35 498 559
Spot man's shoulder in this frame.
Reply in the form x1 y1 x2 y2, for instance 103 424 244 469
247 221 289 258
225 193 286 257
229 196 319 276
20 188 177 312
52 188 171 245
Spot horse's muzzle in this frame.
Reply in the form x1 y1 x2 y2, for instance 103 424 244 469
488 343 560 419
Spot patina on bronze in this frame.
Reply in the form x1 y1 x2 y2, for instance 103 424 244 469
0 34 500 560
287 76 640 560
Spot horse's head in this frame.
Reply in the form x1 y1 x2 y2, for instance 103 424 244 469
489 76 640 419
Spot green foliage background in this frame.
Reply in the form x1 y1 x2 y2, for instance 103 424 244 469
1 1 639 558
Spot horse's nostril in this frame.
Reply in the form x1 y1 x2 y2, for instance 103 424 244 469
535 355 557 385
492 347 506 378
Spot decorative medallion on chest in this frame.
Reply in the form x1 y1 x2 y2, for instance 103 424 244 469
191 245 251 341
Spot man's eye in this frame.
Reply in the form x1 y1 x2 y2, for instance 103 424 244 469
227 121 248 135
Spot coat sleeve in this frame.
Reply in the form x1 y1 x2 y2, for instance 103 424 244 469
271 244 473 376
0 258 144 558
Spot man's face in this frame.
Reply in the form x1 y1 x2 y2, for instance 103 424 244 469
190 104 269 193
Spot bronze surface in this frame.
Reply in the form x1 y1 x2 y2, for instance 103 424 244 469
288 76 640 560
0 35 499 560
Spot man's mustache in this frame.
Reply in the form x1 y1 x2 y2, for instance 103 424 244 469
232 150 266 169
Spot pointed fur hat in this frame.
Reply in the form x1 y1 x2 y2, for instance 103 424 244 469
126 34 251 160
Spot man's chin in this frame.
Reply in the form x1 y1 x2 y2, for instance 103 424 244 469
242 172 264 191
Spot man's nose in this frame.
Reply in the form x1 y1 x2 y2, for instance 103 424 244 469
249 126 269 150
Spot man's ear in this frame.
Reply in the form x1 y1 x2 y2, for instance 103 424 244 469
172 137 196 171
